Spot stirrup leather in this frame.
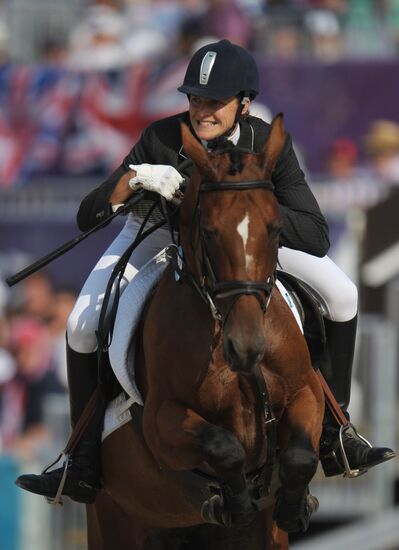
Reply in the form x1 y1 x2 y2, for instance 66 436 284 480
337 423 373 478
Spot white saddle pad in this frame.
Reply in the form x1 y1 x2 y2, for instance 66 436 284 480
103 264 303 442
103 248 169 441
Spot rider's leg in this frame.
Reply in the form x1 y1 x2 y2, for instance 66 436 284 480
16 345 103 503
319 315 395 475
15 216 174 502
278 248 395 475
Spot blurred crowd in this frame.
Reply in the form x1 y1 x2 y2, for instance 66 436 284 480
1 0 399 66
0 272 76 460
0 0 398 187
309 118 399 286
313 118 399 212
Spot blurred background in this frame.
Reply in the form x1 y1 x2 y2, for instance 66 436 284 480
0 0 398 549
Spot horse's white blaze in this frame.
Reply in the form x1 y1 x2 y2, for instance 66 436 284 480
237 213 253 269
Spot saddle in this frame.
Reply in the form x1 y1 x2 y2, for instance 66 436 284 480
276 270 327 371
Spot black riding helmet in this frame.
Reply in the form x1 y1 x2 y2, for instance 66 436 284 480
177 39 259 101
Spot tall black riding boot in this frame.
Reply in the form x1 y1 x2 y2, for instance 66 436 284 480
15 344 103 503
319 316 395 477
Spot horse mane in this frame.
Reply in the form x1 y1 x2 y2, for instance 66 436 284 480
226 148 244 175
209 140 251 176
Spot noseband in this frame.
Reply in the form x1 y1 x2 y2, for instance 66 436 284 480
197 179 277 326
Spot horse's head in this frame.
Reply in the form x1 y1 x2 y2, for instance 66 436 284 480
179 114 285 375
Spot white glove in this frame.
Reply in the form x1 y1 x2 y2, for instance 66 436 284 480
128 164 183 201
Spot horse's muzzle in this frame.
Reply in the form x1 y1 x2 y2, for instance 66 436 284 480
223 334 265 375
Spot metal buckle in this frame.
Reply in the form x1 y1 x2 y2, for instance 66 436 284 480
338 423 371 478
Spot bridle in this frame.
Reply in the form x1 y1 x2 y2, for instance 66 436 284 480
167 174 279 494
196 178 277 327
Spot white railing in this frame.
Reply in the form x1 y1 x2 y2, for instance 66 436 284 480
292 507 399 550
310 314 397 519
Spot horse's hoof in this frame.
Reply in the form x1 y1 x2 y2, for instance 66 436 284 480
274 488 319 533
201 495 231 527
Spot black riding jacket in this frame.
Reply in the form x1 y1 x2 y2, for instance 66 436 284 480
77 112 329 257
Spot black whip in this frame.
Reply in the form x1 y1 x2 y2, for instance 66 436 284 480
5 191 145 287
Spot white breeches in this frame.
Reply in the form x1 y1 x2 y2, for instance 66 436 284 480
67 216 358 354
278 247 358 322
67 215 173 353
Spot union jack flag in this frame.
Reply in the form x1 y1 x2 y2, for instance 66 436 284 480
0 58 190 187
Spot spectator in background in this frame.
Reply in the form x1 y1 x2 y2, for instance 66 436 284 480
260 1 304 60
362 119 399 189
123 0 207 65
310 128 399 285
39 36 69 67
0 347 17 452
327 137 360 180
304 6 344 60
0 279 16 452
313 136 387 217
123 1 170 65
176 15 205 57
19 272 55 325
67 3 131 70
47 286 78 389
2 317 64 460
201 0 253 48
386 0 399 54
0 14 8 64
0 278 8 325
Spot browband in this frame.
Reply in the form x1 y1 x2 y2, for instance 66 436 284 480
200 180 274 192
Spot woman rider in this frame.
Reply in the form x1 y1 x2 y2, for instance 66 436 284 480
16 40 395 504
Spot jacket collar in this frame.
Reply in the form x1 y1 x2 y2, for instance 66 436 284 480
178 112 192 160
237 118 255 152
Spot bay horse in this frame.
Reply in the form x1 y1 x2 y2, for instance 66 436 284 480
87 114 324 550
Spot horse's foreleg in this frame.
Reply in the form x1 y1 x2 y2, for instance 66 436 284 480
148 400 256 527
274 382 323 534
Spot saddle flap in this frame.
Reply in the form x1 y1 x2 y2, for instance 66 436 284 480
277 270 327 369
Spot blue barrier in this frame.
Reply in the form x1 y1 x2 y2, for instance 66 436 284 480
0 455 21 550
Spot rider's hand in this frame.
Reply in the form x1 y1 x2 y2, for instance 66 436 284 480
128 164 183 201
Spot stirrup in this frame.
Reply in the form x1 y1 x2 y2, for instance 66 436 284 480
338 423 372 478
41 452 70 507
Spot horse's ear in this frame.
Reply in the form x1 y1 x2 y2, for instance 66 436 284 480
180 121 214 176
259 113 285 175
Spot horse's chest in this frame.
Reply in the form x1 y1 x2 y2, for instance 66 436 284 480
197 369 263 448
197 367 237 414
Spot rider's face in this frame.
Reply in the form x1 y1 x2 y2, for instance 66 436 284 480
189 95 249 141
